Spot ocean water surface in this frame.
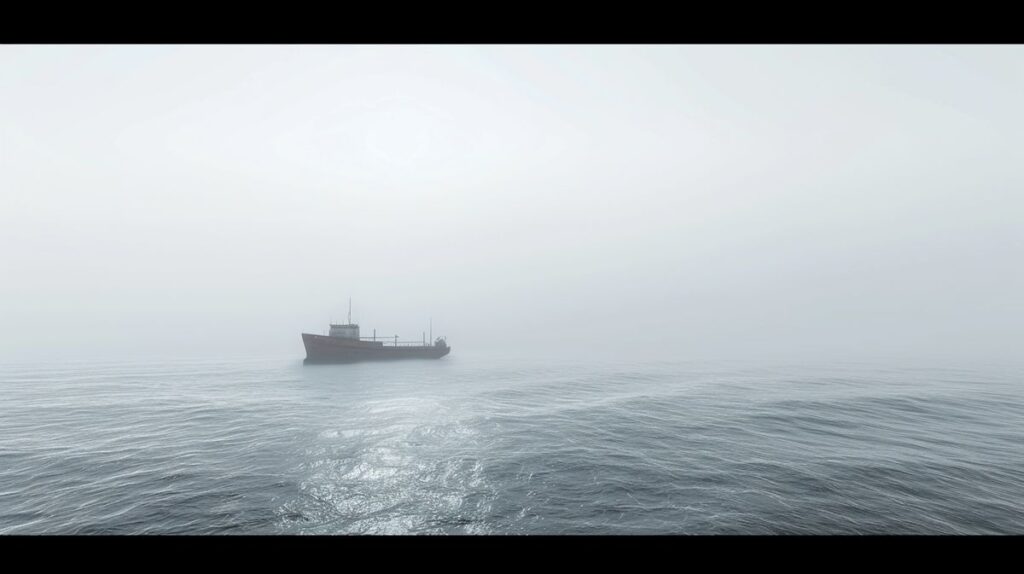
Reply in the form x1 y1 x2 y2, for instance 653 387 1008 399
1 354 1021 534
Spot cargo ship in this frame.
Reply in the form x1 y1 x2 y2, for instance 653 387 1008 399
302 301 450 364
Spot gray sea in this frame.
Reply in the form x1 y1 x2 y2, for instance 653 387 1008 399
1 354 1022 534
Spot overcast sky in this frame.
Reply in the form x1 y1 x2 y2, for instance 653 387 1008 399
1 45 1021 363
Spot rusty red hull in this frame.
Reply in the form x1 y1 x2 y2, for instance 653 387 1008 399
302 333 451 364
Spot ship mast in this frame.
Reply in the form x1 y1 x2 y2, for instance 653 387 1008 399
348 297 352 325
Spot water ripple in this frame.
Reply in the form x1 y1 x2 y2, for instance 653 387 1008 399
0 357 1021 533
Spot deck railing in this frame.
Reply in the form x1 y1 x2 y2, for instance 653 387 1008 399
359 337 434 347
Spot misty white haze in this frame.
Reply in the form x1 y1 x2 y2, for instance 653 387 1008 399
1 45 1021 364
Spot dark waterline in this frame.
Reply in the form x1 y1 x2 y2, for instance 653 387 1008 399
1 355 1021 534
